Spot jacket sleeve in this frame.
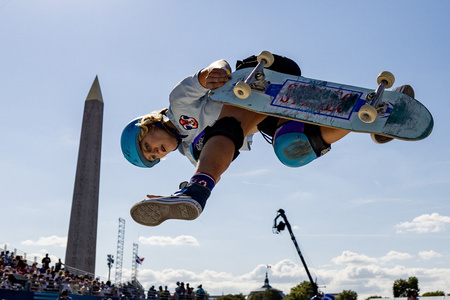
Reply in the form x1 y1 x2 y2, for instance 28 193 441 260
169 71 209 109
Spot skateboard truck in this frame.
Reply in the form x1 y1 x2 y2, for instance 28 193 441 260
233 51 275 99
358 71 395 123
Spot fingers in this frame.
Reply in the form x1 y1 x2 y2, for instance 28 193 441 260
146 195 163 199
204 68 232 90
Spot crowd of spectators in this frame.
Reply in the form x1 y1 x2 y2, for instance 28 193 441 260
0 249 208 300
0 250 132 298
147 281 206 300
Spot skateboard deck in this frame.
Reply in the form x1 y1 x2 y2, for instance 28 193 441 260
208 68 433 141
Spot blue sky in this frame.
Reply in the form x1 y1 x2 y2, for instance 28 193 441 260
1 0 449 298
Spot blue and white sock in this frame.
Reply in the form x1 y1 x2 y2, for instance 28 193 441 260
189 172 216 192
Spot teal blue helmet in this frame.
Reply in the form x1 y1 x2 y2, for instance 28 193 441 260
121 117 160 168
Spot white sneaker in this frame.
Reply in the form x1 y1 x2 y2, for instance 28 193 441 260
130 195 203 226
130 182 210 226
392 84 415 98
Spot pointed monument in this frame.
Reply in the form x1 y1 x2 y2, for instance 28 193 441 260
65 76 104 275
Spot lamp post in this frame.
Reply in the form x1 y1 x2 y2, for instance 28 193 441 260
107 254 114 282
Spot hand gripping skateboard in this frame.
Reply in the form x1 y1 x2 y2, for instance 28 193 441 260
208 51 433 141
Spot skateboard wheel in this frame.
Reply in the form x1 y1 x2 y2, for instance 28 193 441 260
358 104 378 123
233 81 252 99
377 71 395 89
257 51 274 68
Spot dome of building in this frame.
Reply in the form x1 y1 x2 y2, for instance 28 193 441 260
247 272 285 299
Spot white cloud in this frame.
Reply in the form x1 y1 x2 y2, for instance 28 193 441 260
314 251 450 299
21 235 67 248
418 250 442 260
129 261 301 297
395 213 450 234
380 251 413 262
331 251 378 266
138 235 199 246
124 258 450 300
292 225 301 231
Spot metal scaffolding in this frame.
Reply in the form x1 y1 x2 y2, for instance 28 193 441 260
114 217 125 285
132 242 138 281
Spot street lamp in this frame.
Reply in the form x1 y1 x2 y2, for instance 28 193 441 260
107 254 114 282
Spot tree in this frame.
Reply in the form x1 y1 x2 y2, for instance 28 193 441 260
422 291 445 297
393 277 419 297
249 290 284 300
335 290 358 300
365 296 382 300
286 281 316 300
217 294 246 300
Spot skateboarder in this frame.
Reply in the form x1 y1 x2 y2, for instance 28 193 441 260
121 54 414 226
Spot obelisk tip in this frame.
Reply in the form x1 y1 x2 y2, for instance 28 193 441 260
86 75 103 103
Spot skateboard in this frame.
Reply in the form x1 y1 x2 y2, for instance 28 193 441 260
208 51 433 141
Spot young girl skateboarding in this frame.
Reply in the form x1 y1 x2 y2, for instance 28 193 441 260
121 53 412 226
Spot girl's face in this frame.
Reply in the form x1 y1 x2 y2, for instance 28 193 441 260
139 126 178 162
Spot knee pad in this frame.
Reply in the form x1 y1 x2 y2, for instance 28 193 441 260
191 117 244 161
273 122 317 167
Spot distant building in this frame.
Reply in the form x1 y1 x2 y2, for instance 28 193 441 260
247 272 285 299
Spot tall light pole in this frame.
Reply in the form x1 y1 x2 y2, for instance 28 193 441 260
107 254 114 282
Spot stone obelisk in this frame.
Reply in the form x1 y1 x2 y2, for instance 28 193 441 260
65 76 104 275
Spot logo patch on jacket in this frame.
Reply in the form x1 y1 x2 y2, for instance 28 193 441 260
179 115 198 130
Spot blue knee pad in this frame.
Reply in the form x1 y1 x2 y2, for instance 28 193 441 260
273 122 317 167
